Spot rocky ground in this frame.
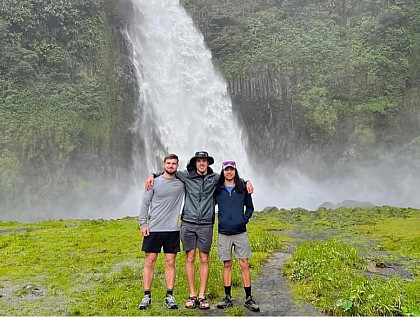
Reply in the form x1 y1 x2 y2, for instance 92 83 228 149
244 250 324 316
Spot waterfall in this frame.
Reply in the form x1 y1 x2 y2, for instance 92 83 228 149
124 0 250 176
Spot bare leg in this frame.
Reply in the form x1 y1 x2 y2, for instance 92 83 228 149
223 259 232 287
239 258 251 287
198 251 210 299
164 253 176 290
143 253 158 290
185 249 197 296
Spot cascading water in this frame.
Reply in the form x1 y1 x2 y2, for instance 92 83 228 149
124 0 250 175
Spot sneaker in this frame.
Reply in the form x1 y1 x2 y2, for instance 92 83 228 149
217 294 233 309
165 294 178 309
138 294 151 310
244 295 260 312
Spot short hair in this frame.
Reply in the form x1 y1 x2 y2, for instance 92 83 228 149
164 153 179 163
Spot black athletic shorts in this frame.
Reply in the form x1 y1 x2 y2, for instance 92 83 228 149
141 231 180 254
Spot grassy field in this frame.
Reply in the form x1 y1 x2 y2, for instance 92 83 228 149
0 215 286 316
1 206 419 316
276 206 420 316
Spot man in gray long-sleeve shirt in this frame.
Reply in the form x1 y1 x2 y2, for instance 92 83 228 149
138 153 185 310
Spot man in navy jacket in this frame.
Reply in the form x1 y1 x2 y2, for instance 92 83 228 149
214 160 260 313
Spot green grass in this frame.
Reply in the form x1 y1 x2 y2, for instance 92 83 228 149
0 214 285 316
356 214 420 259
278 207 420 316
3 207 419 316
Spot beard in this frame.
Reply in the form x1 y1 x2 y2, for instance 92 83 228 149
164 168 176 175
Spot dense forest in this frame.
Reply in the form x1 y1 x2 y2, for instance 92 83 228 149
1 0 419 217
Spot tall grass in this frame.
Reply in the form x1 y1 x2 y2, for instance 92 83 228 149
285 239 420 316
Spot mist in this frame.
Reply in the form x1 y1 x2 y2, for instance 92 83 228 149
2 152 418 224
250 155 420 211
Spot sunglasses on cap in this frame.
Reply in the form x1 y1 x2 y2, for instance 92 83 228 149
195 151 209 157
222 160 236 169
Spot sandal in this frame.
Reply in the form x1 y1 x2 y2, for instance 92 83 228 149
198 297 210 310
185 296 198 309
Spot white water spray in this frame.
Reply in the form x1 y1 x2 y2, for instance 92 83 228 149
125 0 249 174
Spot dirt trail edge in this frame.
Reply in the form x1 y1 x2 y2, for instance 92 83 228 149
244 250 324 316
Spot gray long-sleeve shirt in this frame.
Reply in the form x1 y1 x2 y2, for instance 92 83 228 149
139 175 185 232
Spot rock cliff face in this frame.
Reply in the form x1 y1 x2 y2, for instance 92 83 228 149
227 69 307 168
103 1 137 181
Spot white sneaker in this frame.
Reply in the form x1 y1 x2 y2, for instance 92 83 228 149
165 294 178 309
138 294 151 310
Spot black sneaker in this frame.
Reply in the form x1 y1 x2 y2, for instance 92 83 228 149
165 294 178 309
217 294 233 309
244 295 260 312
138 294 151 310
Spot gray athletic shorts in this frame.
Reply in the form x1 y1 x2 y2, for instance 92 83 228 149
180 221 213 253
217 232 252 261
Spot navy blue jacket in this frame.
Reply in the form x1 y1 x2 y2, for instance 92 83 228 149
215 184 254 235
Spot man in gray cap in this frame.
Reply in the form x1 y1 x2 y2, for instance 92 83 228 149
145 151 253 310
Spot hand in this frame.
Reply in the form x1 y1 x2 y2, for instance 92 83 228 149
144 174 154 190
246 181 254 194
141 226 150 237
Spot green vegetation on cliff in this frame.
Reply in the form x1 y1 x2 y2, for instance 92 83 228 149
0 0 132 213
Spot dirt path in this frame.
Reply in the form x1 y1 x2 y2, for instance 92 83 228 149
200 224 326 316
244 250 324 316
201 245 324 316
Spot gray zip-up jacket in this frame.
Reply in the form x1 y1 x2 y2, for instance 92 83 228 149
175 168 220 225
